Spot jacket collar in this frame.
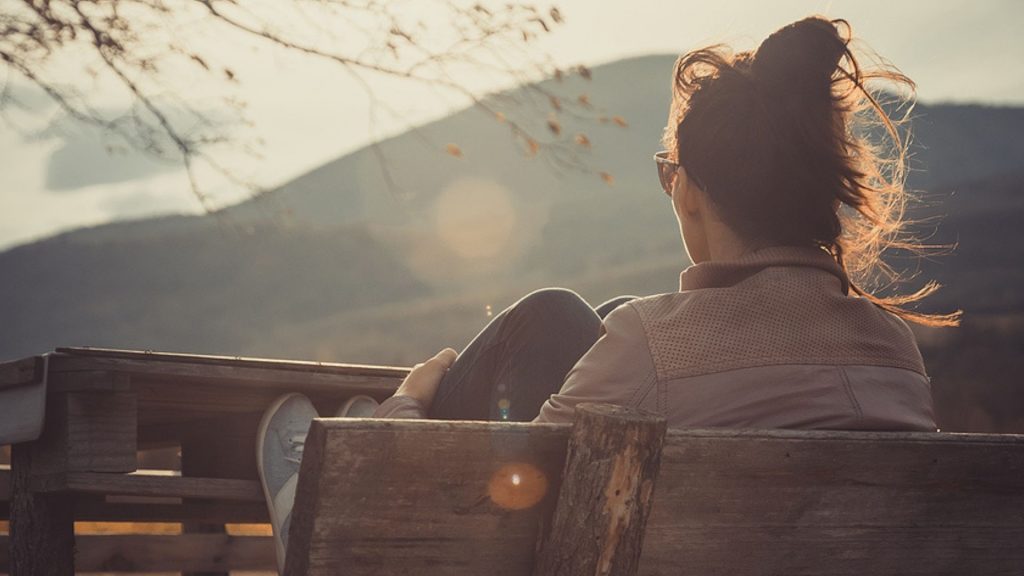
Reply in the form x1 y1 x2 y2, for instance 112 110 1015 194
679 245 850 294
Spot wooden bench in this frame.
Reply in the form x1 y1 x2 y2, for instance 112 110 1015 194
285 403 1024 576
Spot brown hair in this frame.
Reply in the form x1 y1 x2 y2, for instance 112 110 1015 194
663 16 960 327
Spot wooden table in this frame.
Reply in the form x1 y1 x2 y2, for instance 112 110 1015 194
0 347 408 575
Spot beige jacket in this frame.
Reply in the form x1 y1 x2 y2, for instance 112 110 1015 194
377 247 936 431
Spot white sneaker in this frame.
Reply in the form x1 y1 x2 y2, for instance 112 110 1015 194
335 394 380 418
256 393 319 574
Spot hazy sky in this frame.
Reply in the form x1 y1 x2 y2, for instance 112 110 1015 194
2 0 1022 250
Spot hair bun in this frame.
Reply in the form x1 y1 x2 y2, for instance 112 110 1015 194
752 17 848 98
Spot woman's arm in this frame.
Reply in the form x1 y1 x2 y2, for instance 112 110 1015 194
534 303 658 424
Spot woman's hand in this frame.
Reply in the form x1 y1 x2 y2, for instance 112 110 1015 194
393 348 458 410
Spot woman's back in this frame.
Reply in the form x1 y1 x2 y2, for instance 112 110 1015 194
535 246 935 430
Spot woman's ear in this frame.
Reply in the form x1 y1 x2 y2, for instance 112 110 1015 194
674 166 703 220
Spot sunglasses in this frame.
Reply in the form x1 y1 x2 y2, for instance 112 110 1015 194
654 150 706 196
654 150 679 196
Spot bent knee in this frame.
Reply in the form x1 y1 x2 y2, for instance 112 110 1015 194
508 288 596 328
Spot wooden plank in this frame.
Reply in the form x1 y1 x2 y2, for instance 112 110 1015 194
45 370 131 393
55 346 410 376
31 471 264 502
0 356 41 391
181 428 252 576
0 534 275 573
49 348 409 391
636 428 1024 576
76 497 269 523
10 442 76 576
179 414 262 481
535 404 667 576
29 391 138 475
3 493 268 524
48 356 404 427
129 380 390 430
0 465 9 501
35 348 408 431
49 357 404 397
284 418 571 576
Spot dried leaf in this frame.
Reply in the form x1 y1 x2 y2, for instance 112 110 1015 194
546 115 561 136
612 115 628 127
190 54 208 70
599 171 615 186
224 68 236 82
577 65 592 80
446 143 463 158
550 7 564 23
549 95 561 111
577 94 591 107
574 133 591 148
534 17 550 32
526 138 540 157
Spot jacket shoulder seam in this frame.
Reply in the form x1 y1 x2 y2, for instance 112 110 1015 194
836 365 864 420
623 301 666 412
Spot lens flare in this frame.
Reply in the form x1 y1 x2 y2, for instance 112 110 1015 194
434 177 516 260
487 462 547 511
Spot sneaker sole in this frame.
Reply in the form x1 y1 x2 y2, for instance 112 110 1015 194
256 392 309 573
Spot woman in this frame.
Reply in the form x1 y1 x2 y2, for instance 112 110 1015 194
257 16 959 572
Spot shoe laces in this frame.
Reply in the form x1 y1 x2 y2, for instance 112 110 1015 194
283 432 306 465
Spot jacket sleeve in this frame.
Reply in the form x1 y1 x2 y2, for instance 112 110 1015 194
372 395 427 419
533 303 658 424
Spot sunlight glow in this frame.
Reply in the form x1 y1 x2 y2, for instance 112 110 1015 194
434 177 517 260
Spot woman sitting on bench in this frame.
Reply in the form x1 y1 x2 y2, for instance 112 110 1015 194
256 15 959 573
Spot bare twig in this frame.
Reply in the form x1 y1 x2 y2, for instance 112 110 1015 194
2 0 606 211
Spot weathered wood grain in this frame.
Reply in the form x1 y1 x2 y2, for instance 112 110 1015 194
534 404 666 576
2 490 268 524
0 356 41 391
0 534 275 573
54 346 410 376
30 471 263 501
284 418 571 576
76 497 269 523
9 442 76 576
636 428 1024 576
45 370 131 393
48 347 408 396
29 391 138 475
283 420 1024 576
181 428 255 576
41 348 407 432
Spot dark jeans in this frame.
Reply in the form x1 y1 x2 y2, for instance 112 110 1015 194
428 288 637 422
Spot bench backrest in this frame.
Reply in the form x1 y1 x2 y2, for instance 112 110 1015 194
284 418 1024 576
